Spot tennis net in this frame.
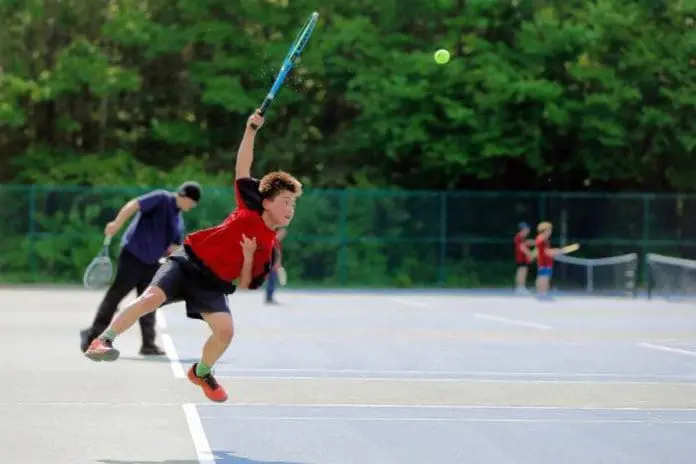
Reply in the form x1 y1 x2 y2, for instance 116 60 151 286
553 252 638 296
647 253 696 300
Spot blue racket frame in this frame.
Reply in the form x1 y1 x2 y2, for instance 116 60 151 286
257 12 319 118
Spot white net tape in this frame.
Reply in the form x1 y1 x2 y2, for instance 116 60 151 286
647 253 696 270
555 252 638 267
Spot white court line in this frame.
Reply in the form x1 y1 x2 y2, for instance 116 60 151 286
213 368 696 380
194 416 696 424
213 374 690 385
182 404 215 464
4 402 696 411
157 311 186 379
161 333 186 379
155 310 167 330
389 297 432 308
159 315 213 464
474 313 553 331
0 402 182 407
639 342 696 358
202 404 696 411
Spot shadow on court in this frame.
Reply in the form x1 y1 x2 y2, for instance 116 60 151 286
118 355 200 365
99 451 306 463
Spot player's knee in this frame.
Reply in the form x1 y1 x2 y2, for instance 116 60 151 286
214 323 234 343
138 286 167 311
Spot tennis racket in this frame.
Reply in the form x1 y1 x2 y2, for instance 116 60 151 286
83 236 114 289
277 267 288 286
529 243 580 259
559 243 580 255
251 11 319 128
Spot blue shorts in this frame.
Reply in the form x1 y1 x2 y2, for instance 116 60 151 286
537 267 553 277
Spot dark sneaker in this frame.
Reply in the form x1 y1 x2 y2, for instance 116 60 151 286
80 328 94 353
84 338 120 362
187 363 228 402
139 344 165 356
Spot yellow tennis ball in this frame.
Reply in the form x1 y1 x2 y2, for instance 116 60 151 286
434 49 450 64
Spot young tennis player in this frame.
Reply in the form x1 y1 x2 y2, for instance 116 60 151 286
80 182 201 356
535 221 562 298
85 110 303 403
513 222 534 294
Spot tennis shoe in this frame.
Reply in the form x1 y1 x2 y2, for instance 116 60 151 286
187 363 228 402
84 338 120 362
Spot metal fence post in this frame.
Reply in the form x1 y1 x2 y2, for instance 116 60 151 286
438 192 447 285
539 192 547 220
338 190 348 285
28 185 37 274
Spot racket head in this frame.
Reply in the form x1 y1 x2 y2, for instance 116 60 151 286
258 12 319 116
277 267 288 286
83 257 114 289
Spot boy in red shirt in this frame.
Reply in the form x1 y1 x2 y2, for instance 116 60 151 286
513 222 533 294
84 111 302 403
534 221 562 298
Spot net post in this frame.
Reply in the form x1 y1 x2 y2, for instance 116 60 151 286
642 194 652 295
646 254 653 300
586 264 594 293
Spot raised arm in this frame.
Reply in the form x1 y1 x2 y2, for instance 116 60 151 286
235 111 265 180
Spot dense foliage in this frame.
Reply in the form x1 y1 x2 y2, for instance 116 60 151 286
1 0 695 192
1 0 695 287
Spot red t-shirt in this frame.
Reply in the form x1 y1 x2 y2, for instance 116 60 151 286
514 232 530 264
535 234 553 268
184 178 277 283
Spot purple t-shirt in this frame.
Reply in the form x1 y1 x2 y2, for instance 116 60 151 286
121 190 184 264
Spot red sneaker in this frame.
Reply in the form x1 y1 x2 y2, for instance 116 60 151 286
187 364 228 402
84 338 120 362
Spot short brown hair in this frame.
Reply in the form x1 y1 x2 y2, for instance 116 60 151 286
537 221 552 233
259 171 303 200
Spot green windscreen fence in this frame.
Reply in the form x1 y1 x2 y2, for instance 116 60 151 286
1 185 695 287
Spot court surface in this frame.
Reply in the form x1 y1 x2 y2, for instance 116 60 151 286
2 287 696 463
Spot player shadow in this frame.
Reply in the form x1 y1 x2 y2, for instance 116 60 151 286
99 451 306 463
118 355 200 364
213 451 306 464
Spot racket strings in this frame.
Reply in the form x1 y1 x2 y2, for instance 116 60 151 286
84 259 114 289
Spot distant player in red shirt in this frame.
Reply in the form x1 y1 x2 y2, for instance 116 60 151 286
514 222 534 294
85 111 303 402
535 221 562 297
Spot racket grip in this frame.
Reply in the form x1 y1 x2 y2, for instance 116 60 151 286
104 235 112 246
250 97 273 129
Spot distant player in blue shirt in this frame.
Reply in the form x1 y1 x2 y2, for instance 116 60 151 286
79 182 201 355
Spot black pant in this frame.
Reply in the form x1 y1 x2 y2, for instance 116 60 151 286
265 268 277 302
87 249 161 346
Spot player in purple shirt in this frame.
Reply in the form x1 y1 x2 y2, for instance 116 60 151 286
79 182 201 355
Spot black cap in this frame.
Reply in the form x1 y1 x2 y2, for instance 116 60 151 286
178 181 202 203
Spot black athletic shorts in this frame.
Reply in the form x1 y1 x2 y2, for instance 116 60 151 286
151 247 236 320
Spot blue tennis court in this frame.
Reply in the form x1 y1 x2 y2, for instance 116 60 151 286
159 290 696 464
194 404 696 464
